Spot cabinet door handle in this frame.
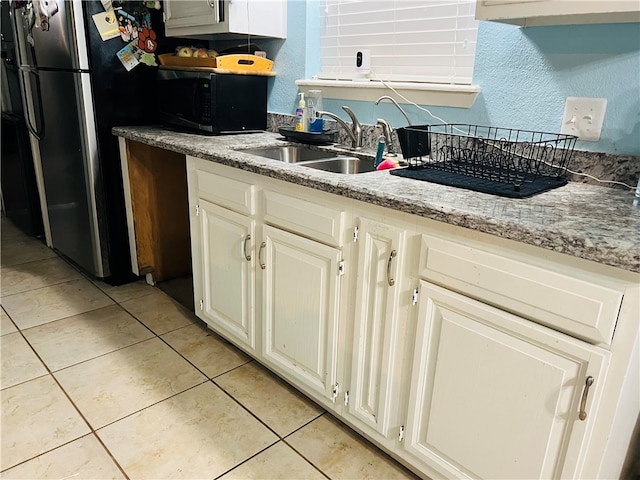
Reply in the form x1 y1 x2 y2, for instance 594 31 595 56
579 376 594 421
243 234 252 261
259 242 266 270
387 249 397 286
207 0 216 7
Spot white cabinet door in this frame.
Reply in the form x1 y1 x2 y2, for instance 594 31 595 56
405 281 609 479
227 0 287 38
346 217 407 439
197 198 256 352
164 0 287 38
261 224 342 403
164 0 221 30
475 0 640 26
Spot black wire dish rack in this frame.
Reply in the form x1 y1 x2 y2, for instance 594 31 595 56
391 124 578 198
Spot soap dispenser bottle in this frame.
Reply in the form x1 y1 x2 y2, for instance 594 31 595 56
295 93 308 132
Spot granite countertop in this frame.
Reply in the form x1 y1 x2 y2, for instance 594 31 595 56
113 126 640 274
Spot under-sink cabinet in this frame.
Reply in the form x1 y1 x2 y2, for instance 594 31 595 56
173 153 639 480
260 188 347 402
260 224 343 402
186 157 348 405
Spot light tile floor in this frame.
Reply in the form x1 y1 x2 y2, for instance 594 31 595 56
0 217 418 480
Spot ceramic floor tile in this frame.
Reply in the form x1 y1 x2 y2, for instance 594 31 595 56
97 382 278 480
22 304 154 371
0 434 125 479
1 332 48 389
54 337 206 429
215 362 324 437
1 256 83 298
0 218 30 245
1 307 17 335
120 289 197 335
1 278 114 330
161 323 251 378
286 415 418 480
0 375 90 471
0 238 56 268
219 441 325 480
91 278 157 304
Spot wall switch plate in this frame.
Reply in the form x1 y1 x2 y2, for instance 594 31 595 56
560 97 607 141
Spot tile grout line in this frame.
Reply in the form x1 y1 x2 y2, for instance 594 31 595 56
0 327 131 480
283 413 422 480
1 225 235 476
2 224 383 480
206 376 331 479
206 412 329 480
3 270 315 478
280 413 333 480
211 438 281 480
0 281 118 332
134 297 339 479
89 378 211 431
4 305 155 374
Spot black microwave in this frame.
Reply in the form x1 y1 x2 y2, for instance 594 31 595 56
156 69 267 134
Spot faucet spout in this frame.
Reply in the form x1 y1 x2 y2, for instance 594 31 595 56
317 106 363 149
375 95 412 126
376 118 396 157
341 106 362 149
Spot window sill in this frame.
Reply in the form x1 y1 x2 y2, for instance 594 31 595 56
295 79 480 108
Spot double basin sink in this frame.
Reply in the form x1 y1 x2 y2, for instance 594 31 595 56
241 145 377 174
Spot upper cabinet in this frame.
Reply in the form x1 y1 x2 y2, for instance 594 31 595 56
475 0 640 26
164 0 286 39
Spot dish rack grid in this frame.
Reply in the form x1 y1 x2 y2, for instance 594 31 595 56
394 124 577 197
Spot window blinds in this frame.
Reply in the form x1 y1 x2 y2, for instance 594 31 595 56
318 0 479 85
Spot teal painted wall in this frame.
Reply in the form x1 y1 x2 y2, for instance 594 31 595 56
261 1 640 155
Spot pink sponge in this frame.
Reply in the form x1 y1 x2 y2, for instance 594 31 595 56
376 158 399 171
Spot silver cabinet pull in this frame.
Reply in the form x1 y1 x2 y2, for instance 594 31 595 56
387 249 397 286
207 0 216 8
259 242 266 270
243 234 252 261
579 376 594 421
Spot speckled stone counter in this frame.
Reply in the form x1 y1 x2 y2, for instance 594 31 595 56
113 126 640 273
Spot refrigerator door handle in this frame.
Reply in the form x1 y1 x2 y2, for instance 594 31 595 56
22 70 45 141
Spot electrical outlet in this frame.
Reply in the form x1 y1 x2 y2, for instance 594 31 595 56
560 97 607 141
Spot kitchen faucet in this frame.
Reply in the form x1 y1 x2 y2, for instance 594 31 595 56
376 118 397 157
375 95 412 126
317 106 363 149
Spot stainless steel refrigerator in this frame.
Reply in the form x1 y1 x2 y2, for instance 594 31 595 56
12 0 166 283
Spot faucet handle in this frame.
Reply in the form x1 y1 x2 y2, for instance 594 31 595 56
341 106 361 127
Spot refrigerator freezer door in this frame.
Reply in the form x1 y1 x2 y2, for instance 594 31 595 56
14 0 89 70
35 69 106 277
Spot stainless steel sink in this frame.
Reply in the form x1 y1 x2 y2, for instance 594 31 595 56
241 145 377 174
301 157 377 174
241 145 338 163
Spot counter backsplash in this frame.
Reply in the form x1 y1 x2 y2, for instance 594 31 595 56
267 113 640 191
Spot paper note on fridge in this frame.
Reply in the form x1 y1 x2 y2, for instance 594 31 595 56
92 11 120 41
116 41 143 71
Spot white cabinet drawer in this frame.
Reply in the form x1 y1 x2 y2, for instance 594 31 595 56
418 233 624 345
263 190 345 246
196 169 255 216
